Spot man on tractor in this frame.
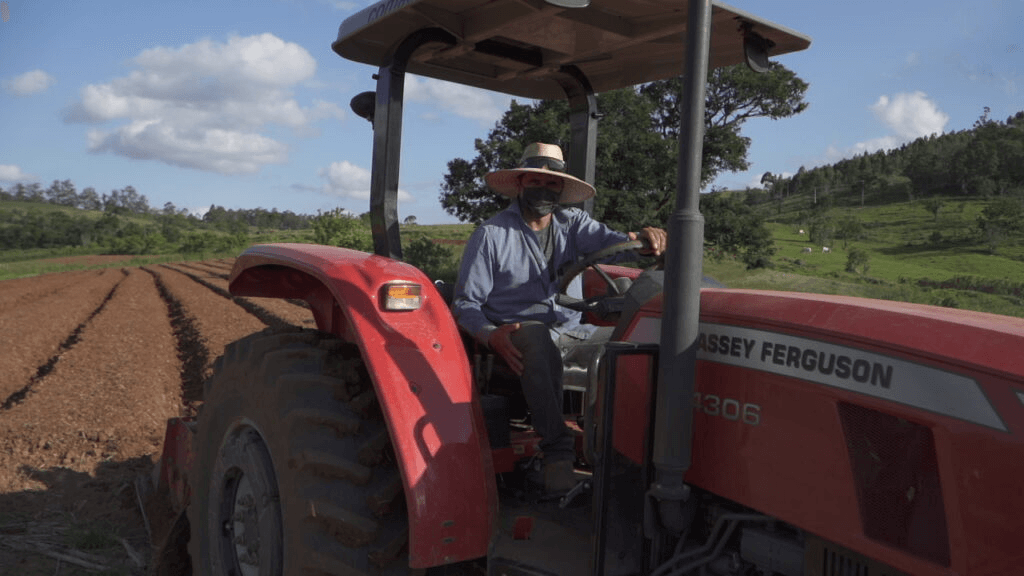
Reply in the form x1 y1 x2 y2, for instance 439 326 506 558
452 142 667 496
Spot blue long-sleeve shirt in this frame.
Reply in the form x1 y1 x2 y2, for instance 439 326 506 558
452 202 630 344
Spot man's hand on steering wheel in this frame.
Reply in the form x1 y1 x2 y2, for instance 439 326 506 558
629 227 667 256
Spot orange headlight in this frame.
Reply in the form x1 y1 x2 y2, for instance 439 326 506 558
381 282 421 311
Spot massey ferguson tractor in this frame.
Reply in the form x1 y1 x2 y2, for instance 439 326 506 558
146 1 1024 574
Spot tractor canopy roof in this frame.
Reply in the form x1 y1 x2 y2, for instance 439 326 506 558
332 0 811 100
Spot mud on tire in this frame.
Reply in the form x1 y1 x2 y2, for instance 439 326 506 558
188 328 411 575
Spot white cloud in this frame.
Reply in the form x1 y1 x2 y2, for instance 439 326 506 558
405 76 510 126
319 160 413 202
0 164 35 182
842 92 949 157
64 34 338 175
847 136 902 156
3 70 56 96
88 122 288 174
870 92 949 141
744 171 792 190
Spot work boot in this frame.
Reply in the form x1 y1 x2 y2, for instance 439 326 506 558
543 459 577 495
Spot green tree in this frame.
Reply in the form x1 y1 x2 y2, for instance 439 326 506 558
159 213 189 244
45 179 78 206
642 63 809 183
808 214 836 248
846 247 870 275
440 62 809 227
25 182 44 202
79 187 102 211
977 196 1024 253
404 236 456 282
180 232 215 256
836 217 863 250
922 197 944 222
312 208 372 251
701 192 776 268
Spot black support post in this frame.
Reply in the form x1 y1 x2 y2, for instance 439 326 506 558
554 65 599 216
647 0 712 539
369 28 455 259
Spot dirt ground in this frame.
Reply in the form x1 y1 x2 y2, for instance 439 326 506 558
37 255 154 267
0 259 313 574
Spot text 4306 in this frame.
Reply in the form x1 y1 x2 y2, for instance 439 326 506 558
693 393 760 426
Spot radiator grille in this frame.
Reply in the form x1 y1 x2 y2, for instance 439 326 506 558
837 402 950 566
806 535 907 576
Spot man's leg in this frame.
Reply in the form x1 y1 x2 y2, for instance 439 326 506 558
509 322 576 492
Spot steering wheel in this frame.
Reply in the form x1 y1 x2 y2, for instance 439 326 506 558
555 239 645 319
557 239 644 294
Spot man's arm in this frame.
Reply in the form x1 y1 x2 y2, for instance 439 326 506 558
451 228 498 344
451 227 526 375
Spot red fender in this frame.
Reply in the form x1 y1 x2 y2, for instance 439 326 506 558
227 243 496 568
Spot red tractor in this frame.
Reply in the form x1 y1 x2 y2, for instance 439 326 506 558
148 1 1024 575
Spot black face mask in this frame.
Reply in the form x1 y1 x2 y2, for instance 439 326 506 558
520 186 561 216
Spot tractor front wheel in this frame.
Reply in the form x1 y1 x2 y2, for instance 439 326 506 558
187 328 412 575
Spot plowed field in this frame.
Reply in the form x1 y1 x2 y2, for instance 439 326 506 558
0 258 314 574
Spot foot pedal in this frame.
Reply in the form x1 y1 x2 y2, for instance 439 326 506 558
559 479 591 508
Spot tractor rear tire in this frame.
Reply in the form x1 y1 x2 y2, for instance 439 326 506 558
187 328 414 575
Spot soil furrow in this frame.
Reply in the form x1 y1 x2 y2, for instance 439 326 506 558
0 267 182 572
160 263 294 329
143 267 211 404
0 269 108 317
174 261 230 278
142 265 265 385
0 270 127 410
163 262 315 328
0 269 125 403
0 257 319 573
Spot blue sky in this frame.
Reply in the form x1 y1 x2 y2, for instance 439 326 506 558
1 1 1021 225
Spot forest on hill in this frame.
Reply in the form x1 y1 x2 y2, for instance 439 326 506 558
752 108 1024 237
0 182 316 256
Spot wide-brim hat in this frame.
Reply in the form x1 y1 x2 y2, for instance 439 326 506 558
484 142 596 204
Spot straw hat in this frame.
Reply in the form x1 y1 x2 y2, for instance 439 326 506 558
484 142 596 204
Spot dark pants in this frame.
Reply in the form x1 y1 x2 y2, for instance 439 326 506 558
509 321 612 464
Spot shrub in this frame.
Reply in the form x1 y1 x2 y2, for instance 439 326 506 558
404 236 457 283
845 247 870 275
312 208 372 251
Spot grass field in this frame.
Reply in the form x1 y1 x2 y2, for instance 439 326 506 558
723 195 1024 317
0 252 232 281
3 199 1022 317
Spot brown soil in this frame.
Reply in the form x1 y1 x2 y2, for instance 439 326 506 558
38 255 156 267
0 258 314 574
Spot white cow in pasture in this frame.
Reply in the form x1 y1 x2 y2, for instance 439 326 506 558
822 246 831 253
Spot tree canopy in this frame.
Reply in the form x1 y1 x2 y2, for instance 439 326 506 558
439 62 810 232
0 178 315 254
700 192 776 268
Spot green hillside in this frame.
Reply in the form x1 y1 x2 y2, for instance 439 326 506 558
701 194 1024 318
